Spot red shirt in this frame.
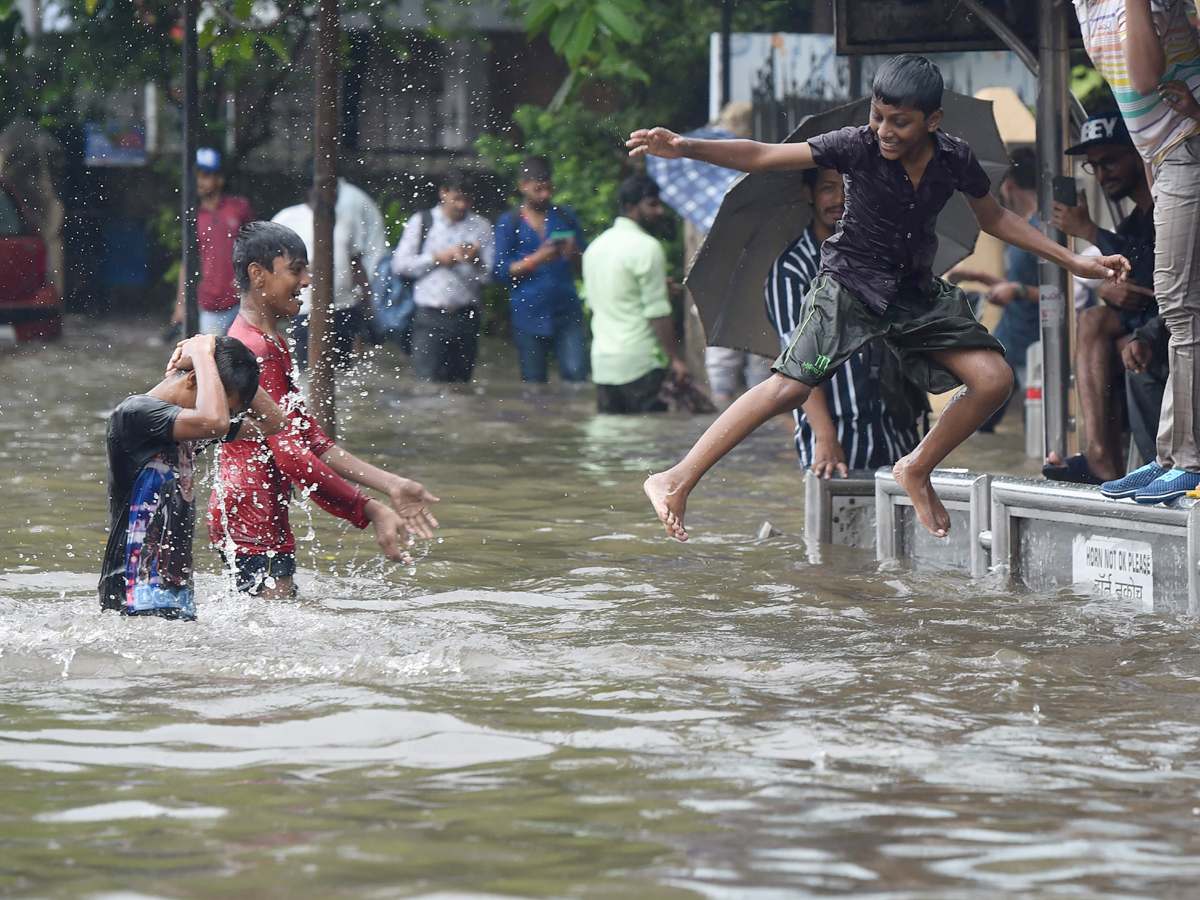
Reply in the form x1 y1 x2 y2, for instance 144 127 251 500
198 195 254 312
208 316 370 555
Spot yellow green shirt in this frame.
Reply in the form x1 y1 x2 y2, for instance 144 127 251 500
582 217 673 386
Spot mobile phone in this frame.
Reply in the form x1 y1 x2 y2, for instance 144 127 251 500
1052 175 1078 207
550 229 575 243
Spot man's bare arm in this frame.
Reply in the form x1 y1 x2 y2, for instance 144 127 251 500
320 446 440 539
1123 0 1166 95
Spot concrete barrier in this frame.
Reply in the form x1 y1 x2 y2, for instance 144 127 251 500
803 469 877 550
989 477 1200 615
875 468 992 577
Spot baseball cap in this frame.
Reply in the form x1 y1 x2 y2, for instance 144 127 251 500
196 147 222 172
1064 112 1133 155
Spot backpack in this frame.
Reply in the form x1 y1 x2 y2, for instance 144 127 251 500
368 209 432 351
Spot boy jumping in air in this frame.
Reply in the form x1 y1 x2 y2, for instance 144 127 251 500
628 54 1131 540
209 221 440 598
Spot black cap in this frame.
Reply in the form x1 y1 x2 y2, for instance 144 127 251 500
1065 112 1134 155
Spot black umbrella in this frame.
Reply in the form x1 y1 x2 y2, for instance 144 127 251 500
684 92 1011 359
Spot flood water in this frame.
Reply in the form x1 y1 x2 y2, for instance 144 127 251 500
4 320 1200 899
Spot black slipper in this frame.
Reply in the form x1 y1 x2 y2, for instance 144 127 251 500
1042 454 1104 485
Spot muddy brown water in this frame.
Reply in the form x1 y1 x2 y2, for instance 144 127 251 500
2 320 1200 899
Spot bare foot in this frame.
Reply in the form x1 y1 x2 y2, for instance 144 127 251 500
644 471 690 541
892 456 950 538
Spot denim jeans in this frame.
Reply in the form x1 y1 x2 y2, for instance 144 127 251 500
512 311 588 383
199 305 240 335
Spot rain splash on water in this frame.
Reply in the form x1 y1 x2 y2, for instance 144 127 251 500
3 321 1200 898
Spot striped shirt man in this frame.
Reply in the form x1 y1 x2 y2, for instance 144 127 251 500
1074 0 1200 165
765 223 923 470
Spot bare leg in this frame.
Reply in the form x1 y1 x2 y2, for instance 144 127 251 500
645 373 811 540
892 348 1013 537
256 575 294 600
1045 306 1126 481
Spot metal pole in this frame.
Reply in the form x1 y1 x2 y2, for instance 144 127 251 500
720 0 732 108
181 0 200 338
1036 0 1073 461
309 0 338 437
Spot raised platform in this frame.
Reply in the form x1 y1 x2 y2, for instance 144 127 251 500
802 467 1200 613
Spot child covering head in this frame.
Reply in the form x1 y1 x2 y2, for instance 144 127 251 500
627 54 1132 541
210 221 439 598
99 334 286 620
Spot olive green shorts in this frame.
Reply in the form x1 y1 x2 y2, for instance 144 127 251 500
774 274 1006 394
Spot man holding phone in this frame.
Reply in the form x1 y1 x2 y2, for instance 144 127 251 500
392 169 494 383
493 157 589 383
1043 111 1162 486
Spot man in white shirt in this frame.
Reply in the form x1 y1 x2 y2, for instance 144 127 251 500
391 170 494 382
272 172 388 368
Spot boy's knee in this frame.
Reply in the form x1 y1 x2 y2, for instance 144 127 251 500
764 372 811 410
980 356 1015 403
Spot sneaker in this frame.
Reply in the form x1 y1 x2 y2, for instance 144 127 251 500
1100 462 1166 500
1133 468 1200 504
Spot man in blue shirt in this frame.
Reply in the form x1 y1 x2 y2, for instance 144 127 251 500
493 157 588 383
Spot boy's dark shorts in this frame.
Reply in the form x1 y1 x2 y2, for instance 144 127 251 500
227 551 297 595
774 274 1006 394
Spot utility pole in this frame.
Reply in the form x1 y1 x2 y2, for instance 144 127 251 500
1035 0 1073 461
720 0 733 108
181 0 200 338
309 0 338 437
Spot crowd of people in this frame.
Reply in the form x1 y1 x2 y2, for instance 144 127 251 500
103 0 1200 618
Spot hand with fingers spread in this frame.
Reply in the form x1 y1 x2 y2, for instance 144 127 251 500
365 500 414 564
384 475 440 541
1160 79 1200 122
627 127 687 159
810 437 849 480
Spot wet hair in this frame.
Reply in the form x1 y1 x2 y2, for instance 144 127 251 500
213 335 260 410
872 54 944 116
441 168 476 194
1007 146 1038 192
618 173 660 209
802 166 839 191
519 156 553 183
232 221 308 293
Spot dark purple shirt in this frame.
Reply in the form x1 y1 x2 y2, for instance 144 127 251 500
807 125 992 314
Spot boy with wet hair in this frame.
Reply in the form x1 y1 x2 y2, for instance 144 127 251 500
99 334 286 619
627 54 1132 541
211 221 440 598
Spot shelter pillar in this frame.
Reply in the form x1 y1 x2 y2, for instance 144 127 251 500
1035 0 1074 461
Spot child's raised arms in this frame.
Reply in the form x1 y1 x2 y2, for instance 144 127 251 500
626 127 818 174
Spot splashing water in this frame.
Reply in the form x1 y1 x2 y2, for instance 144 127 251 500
2 321 1200 898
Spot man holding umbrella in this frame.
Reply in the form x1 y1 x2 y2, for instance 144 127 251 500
628 54 1130 542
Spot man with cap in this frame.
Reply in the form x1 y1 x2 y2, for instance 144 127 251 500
1043 111 1163 486
171 148 254 335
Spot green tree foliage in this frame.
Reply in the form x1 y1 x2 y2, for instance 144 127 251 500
477 104 638 240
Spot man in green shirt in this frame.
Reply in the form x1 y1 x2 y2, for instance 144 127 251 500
583 174 691 413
